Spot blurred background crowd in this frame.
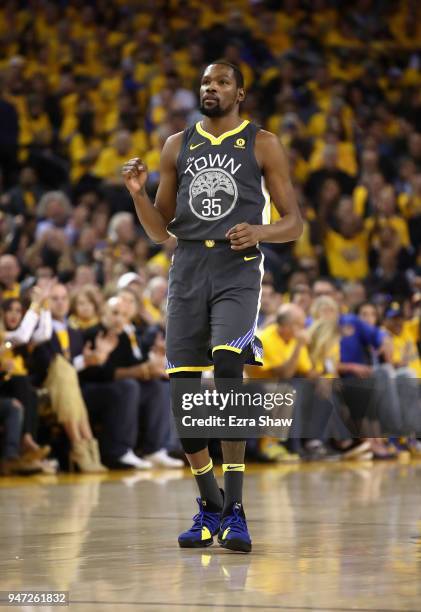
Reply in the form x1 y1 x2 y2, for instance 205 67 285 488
0 0 420 475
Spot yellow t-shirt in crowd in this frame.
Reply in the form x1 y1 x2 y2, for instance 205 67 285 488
92 147 138 180
324 229 369 280
308 139 357 175
388 323 421 377
254 323 313 378
2 283 21 300
69 134 103 182
365 216 410 248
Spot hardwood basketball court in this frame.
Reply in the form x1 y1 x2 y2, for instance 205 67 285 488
0 462 420 611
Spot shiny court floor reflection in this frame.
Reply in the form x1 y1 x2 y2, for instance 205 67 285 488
1 462 421 611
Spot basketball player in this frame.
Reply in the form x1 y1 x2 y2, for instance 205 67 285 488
122 61 302 553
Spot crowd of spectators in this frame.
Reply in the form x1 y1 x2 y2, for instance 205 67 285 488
0 0 420 473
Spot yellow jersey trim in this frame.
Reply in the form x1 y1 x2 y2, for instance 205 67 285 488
212 345 242 354
195 120 249 146
165 365 214 373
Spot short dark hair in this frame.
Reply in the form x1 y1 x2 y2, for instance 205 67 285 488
206 60 244 88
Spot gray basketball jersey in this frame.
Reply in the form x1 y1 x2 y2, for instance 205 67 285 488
168 120 270 240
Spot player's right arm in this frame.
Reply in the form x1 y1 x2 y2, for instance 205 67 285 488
122 132 182 244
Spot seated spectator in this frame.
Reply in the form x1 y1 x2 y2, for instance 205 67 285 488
381 303 421 452
69 285 103 330
383 303 421 378
306 296 354 459
0 398 42 475
357 301 382 329
253 303 314 462
256 304 314 380
314 296 399 458
117 272 158 327
34 286 152 472
87 296 183 468
308 296 380 459
107 211 137 253
35 191 74 242
0 287 52 464
31 283 110 473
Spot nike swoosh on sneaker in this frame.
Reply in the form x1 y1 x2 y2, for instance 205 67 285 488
190 142 206 150
244 255 258 262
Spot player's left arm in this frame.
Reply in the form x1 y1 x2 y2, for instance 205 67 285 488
226 130 303 249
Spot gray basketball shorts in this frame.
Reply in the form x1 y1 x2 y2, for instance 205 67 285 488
165 240 264 374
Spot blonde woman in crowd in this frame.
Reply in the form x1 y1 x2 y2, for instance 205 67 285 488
308 296 375 460
308 296 341 379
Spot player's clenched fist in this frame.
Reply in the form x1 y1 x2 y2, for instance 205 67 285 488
226 222 264 250
122 158 148 196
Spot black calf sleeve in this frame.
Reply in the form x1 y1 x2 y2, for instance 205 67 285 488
169 371 208 454
214 350 247 444
179 437 209 454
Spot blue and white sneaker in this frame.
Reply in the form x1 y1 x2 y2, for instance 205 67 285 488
178 497 222 548
218 502 252 553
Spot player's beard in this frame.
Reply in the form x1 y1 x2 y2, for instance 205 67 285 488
200 101 226 117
